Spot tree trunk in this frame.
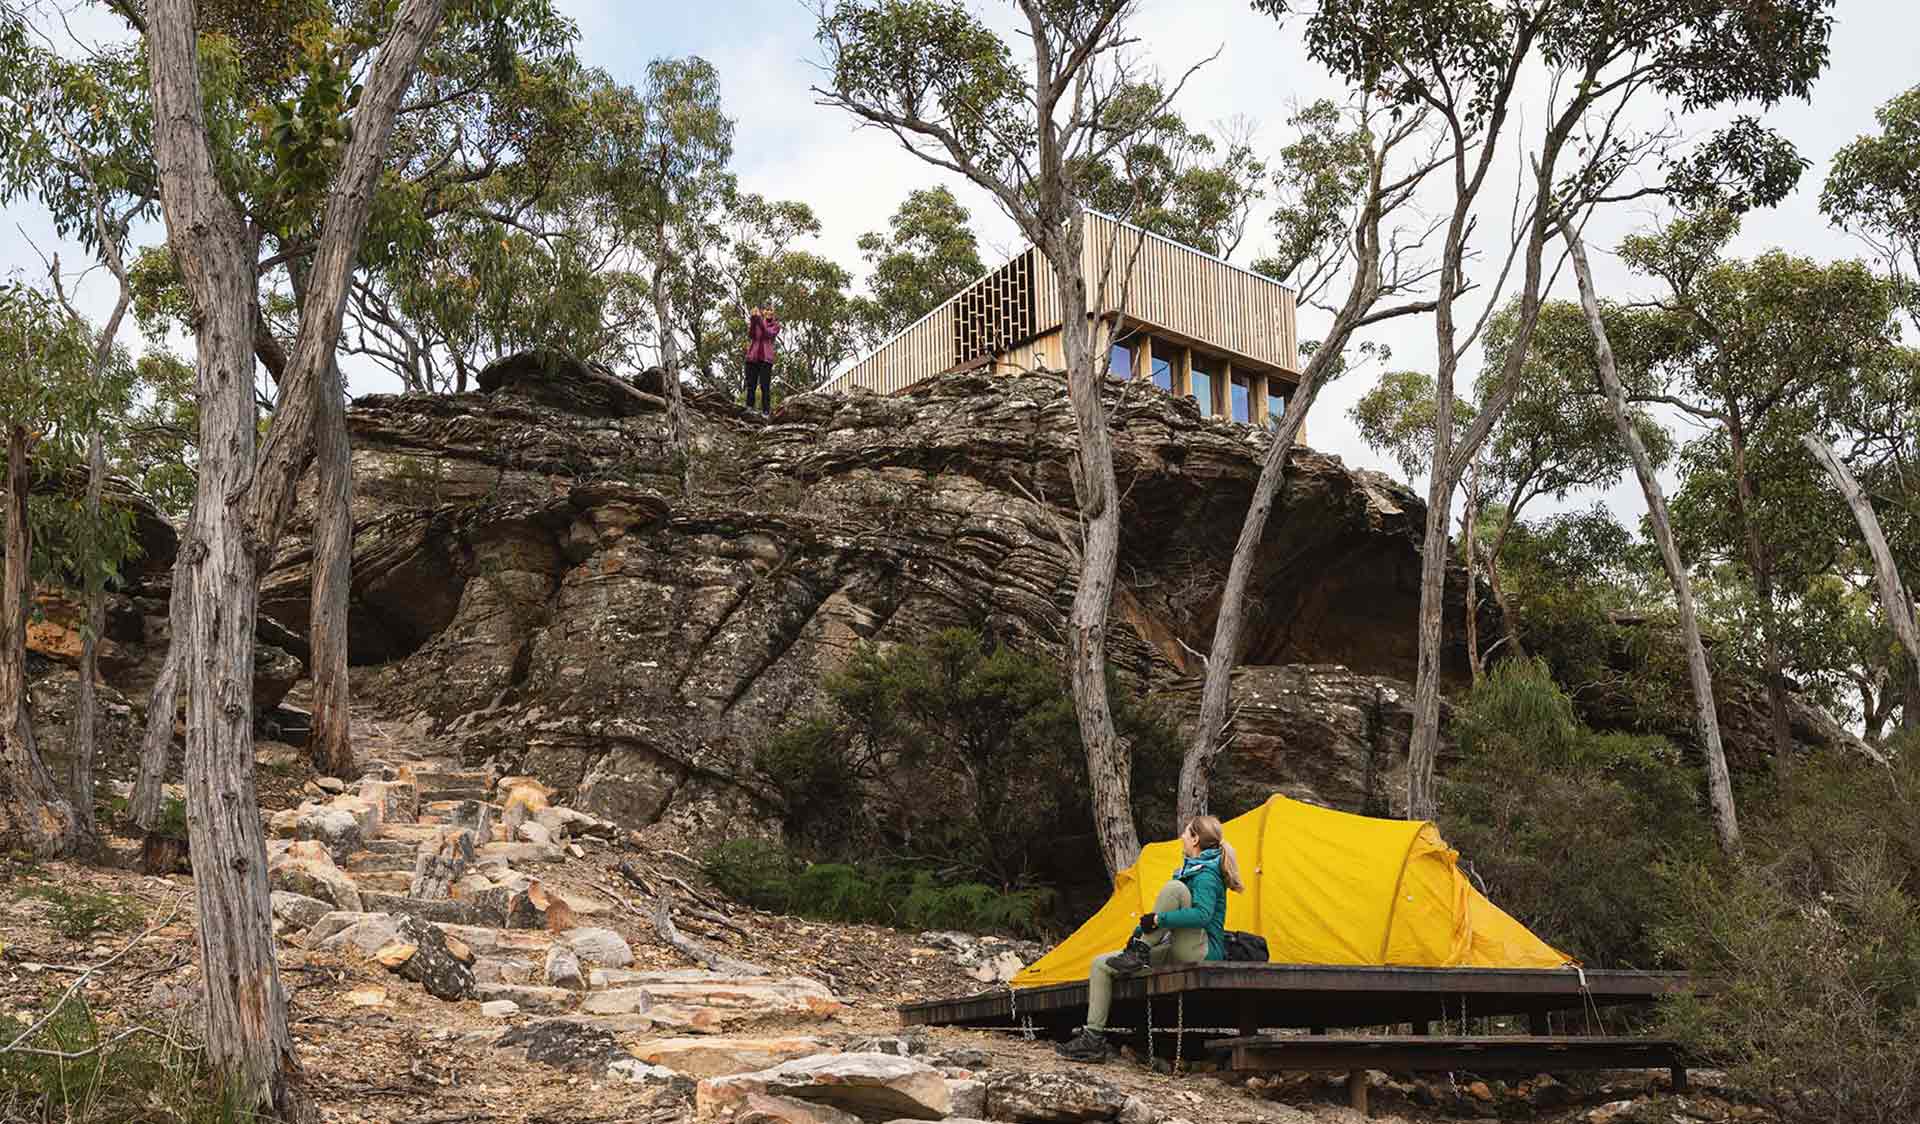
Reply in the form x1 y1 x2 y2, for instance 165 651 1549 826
143 0 450 1110
1566 228 1740 855
1803 433 1920 710
68 244 130 844
68 429 109 841
0 426 78 857
1049 219 1138 881
651 259 692 485
309 352 354 779
1177 144 1396 824
1463 467 1482 685
1725 417 1795 781
131 549 189 831
1406 452 1455 821
1483 536 1528 663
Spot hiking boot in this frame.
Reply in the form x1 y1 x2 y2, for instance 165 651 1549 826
1055 1027 1111 1063
1105 935 1154 975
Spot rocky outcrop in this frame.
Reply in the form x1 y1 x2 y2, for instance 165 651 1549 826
256 361 1485 840
251 355 1857 843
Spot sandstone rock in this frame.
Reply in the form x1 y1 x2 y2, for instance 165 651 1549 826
635 1036 829 1079
480 1000 518 1018
472 983 577 1015
949 1078 987 1119
581 973 840 1023
930 1047 990 1071
270 891 333 931
561 926 634 968
292 806 363 864
310 911 391 948
730 1092 864 1124
385 916 474 1001
517 820 554 847
698 1053 950 1122
495 1018 625 1070
269 843 362 911
315 776 346 794
986 1070 1128 1123
544 944 586 991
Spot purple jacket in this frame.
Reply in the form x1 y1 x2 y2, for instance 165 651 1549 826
747 314 780 364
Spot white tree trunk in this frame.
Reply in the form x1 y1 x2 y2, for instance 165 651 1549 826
69 429 108 841
1802 433 1920 713
1567 228 1739 855
1049 220 1138 880
143 0 452 1111
131 548 188 831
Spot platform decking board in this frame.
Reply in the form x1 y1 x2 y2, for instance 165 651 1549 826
1219 1034 1688 1077
900 963 1692 1030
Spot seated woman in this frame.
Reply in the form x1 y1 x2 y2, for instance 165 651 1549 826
1057 815 1244 1062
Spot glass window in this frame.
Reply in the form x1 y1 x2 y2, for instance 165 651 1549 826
1150 348 1172 391
1190 357 1215 416
1267 386 1290 431
1107 342 1132 381
1231 375 1251 424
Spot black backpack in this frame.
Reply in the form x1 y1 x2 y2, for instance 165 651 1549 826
1224 930 1269 962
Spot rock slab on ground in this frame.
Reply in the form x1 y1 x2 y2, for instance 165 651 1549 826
699 1052 950 1122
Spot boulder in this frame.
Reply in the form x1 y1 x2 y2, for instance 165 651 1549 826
268 841 362 911
730 1093 865 1124
948 1078 987 1119
318 913 402 956
634 1036 830 1079
698 1053 950 1122
292 805 364 864
985 1070 1129 1123
495 1018 626 1071
471 983 575 1014
544 944 586 992
560 926 634 968
380 915 474 1001
270 891 333 932
580 972 840 1023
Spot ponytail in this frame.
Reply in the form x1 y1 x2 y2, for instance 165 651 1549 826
1185 815 1246 893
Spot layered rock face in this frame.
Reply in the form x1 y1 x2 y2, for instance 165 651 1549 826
255 355 1852 841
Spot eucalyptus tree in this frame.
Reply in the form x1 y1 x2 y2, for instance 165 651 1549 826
0 286 95 857
817 0 1230 877
1254 0 1836 822
1074 88 1267 259
133 0 454 1109
0 5 149 839
1176 92 1450 824
1617 215 1904 777
852 186 986 348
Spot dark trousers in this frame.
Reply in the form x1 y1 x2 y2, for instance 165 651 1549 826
744 360 773 413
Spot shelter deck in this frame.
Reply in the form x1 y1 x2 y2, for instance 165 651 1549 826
900 963 1692 1034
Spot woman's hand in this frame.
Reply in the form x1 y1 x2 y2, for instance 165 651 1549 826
1139 912 1159 932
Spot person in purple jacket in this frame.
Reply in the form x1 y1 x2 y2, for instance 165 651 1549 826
744 306 780 414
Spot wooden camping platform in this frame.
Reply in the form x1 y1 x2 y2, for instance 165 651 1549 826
900 962 1693 1034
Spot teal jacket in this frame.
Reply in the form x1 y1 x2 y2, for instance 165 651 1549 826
1152 848 1228 961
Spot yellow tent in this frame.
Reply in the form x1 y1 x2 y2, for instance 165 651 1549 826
1014 794 1572 987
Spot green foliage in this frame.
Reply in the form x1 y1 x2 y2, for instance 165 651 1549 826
16 885 143 940
1653 741 1920 1123
818 0 1030 189
1440 659 1714 967
702 839 1055 938
1253 98 1371 285
1823 83 1920 290
755 628 1181 890
851 186 986 348
1073 87 1267 259
0 997 248 1124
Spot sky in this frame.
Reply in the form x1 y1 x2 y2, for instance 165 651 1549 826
3 0 1915 521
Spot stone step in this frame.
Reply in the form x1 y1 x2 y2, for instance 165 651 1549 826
352 870 417 893
342 852 416 875
472 982 579 1015
376 823 449 846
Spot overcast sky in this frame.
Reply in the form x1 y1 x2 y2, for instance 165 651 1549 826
3 0 1913 520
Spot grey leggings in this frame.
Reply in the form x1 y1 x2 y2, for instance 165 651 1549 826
1085 880 1208 1031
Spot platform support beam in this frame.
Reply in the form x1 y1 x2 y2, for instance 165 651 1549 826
1347 1070 1369 1115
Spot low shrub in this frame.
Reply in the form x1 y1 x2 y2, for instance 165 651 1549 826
17 885 144 941
703 839 1055 938
1653 737 1920 1124
754 627 1182 891
0 996 245 1124
1440 658 1715 967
